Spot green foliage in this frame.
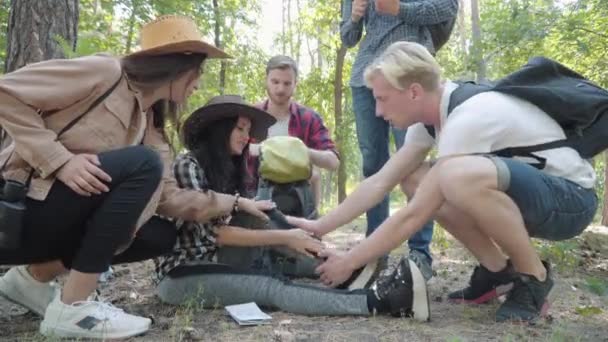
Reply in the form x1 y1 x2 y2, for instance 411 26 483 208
535 240 580 273
0 0 9 72
584 276 608 296
575 305 603 316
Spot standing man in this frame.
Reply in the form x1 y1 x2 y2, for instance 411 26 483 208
340 0 458 278
251 55 340 212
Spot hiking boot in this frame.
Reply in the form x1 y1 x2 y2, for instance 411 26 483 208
495 261 553 323
40 291 151 339
448 261 515 304
374 257 430 321
409 249 433 281
0 265 58 316
337 259 380 290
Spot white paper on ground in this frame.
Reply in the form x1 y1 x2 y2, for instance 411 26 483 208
225 302 272 326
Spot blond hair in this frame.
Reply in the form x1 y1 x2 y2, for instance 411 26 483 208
364 42 441 91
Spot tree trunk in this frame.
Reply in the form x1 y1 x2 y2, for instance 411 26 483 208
2 0 78 149
458 0 466 55
212 0 226 94
603 151 608 226
295 0 302 64
124 0 138 55
470 0 486 81
334 45 348 203
5 0 78 73
282 0 287 54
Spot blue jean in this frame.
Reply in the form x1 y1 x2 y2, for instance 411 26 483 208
352 86 434 261
491 157 598 240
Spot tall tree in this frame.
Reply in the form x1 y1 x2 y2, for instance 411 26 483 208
2 0 79 149
470 0 486 81
212 0 226 94
5 0 78 73
333 45 347 202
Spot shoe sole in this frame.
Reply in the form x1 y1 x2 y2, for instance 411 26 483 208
408 259 430 322
0 278 46 316
448 282 514 305
40 321 151 339
347 259 380 291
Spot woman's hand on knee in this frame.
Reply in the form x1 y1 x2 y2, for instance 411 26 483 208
56 154 112 196
282 228 324 258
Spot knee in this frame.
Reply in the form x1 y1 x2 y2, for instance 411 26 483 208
436 156 497 201
132 146 163 184
400 162 431 198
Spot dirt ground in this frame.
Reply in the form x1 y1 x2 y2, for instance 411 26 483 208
1 221 607 342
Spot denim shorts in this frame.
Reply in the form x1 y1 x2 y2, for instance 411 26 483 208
488 157 598 241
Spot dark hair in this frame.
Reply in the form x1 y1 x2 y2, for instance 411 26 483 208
121 53 207 132
189 117 247 194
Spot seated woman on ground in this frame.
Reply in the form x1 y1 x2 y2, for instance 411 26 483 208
154 95 431 321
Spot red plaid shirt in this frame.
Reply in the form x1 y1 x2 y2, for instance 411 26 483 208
244 100 338 194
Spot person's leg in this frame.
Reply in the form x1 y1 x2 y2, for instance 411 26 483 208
1 146 162 337
434 156 596 322
352 86 390 236
157 261 430 320
111 217 178 265
157 264 369 316
393 128 434 279
401 161 514 302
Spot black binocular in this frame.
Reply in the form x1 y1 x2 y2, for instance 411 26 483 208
0 178 27 250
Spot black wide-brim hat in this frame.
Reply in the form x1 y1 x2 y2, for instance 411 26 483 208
182 95 276 150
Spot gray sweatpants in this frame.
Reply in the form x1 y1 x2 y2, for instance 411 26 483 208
156 265 369 316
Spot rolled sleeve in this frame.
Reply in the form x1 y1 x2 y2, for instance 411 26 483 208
399 0 458 25
340 0 364 48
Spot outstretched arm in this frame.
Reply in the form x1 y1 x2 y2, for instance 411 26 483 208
317 161 444 287
289 142 431 236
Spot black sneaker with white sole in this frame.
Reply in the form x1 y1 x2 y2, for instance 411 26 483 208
374 257 430 321
336 259 380 290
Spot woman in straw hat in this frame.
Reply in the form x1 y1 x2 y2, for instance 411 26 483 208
153 95 429 321
0 15 268 339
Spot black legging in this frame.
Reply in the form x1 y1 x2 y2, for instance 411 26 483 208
0 145 176 273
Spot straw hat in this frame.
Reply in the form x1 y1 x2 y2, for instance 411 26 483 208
128 15 230 58
183 95 276 149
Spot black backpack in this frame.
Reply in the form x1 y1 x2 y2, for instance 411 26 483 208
425 56 608 168
256 179 318 220
428 0 459 52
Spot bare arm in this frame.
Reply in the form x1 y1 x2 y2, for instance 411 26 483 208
215 226 323 257
316 142 432 235
309 148 340 171
345 164 444 270
215 225 290 247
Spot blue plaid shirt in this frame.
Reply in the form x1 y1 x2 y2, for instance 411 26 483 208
341 0 458 87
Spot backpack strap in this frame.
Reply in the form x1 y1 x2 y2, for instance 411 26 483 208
424 81 491 138
15 74 124 187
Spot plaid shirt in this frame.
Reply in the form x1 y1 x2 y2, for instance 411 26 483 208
154 152 230 281
341 0 458 87
244 100 338 193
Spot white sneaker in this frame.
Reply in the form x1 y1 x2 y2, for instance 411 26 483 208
40 292 151 339
0 265 58 316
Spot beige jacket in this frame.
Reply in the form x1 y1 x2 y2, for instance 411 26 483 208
0 54 233 228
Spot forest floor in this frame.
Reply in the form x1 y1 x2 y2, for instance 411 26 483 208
1 220 607 342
